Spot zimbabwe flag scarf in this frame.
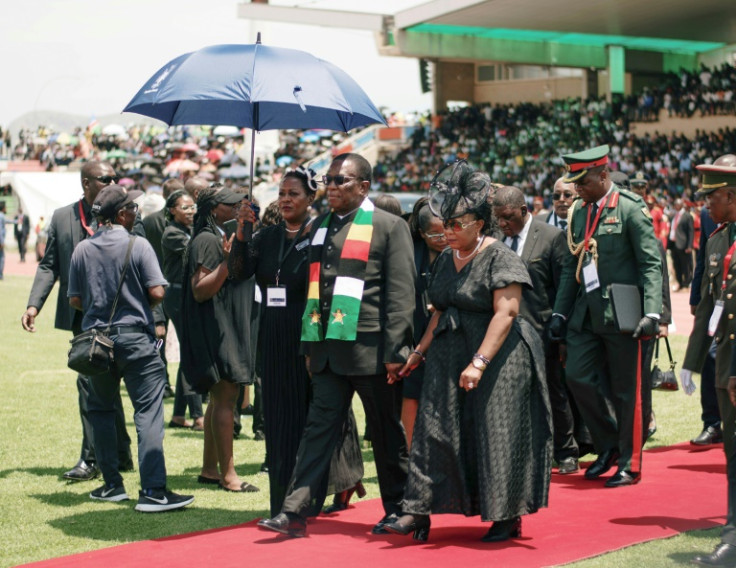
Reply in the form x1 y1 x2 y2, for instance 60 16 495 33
301 198 374 342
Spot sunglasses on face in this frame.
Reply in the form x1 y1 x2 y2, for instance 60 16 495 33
177 204 196 212
552 191 575 200
124 203 139 213
424 232 447 241
321 175 361 187
442 219 477 232
92 175 120 185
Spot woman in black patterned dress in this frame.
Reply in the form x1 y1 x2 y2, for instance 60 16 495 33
384 161 552 543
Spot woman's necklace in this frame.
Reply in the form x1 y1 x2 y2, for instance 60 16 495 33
284 217 312 234
455 235 485 261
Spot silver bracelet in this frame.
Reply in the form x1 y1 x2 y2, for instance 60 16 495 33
474 353 491 365
412 349 426 361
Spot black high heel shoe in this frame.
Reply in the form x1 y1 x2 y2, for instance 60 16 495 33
481 517 522 542
323 481 367 514
384 514 431 541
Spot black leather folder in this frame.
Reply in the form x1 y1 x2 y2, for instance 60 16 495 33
609 283 642 333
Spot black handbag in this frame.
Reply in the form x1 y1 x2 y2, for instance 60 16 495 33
67 236 136 376
651 336 678 391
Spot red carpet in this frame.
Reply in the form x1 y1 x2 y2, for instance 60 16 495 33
21 443 727 568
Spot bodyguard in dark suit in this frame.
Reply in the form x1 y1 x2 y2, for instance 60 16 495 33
13 207 30 262
258 153 414 538
689 163 736 567
493 185 580 474
668 198 695 290
549 145 663 488
21 161 132 481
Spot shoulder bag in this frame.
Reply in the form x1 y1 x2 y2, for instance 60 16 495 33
67 236 136 376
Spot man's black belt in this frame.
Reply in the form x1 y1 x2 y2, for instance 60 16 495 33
109 325 148 335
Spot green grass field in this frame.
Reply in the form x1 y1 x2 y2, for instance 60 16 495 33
0 273 723 567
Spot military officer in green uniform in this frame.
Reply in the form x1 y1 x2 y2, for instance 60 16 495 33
549 145 663 488
687 163 736 567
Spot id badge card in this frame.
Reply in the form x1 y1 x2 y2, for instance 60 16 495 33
267 286 287 308
708 300 724 336
582 256 600 293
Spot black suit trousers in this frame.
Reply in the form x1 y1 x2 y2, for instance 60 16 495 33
282 367 408 519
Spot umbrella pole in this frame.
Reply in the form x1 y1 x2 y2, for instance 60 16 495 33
249 127 255 198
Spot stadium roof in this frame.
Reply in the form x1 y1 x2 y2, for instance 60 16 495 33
239 0 736 59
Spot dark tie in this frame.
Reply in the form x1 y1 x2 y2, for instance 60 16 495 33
559 219 567 231
591 202 599 217
510 235 520 252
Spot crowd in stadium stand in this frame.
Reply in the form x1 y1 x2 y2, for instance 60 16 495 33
2 61 735 207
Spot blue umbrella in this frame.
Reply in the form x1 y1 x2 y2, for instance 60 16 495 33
123 38 385 132
124 35 385 194
219 165 251 179
276 155 294 167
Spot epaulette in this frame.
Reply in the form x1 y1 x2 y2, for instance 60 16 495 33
617 188 644 202
710 222 729 238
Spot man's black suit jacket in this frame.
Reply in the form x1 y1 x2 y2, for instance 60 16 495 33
142 208 166 266
303 207 416 376
518 217 567 337
673 209 694 251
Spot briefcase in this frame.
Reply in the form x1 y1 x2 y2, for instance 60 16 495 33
608 283 642 334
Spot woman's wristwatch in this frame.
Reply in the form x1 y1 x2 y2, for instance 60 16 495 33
471 353 490 371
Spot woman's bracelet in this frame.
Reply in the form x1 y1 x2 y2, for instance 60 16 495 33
412 349 426 362
474 353 491 365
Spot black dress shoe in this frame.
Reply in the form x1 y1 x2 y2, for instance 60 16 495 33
605 469 640 487
693 543 736 566
481 517 522 542
557 457 579 475
584 449 620 479
372 513 399 534
384 514 431 541
63 460 100 482
257 513 306 538
691 426 723 446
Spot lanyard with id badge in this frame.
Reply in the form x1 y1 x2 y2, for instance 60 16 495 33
267 220 310 308
581 195 610 293
708 239 736 335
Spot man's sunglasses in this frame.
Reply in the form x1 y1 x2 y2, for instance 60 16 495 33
321 175 361 187
552 191 575 200
92 175 120 184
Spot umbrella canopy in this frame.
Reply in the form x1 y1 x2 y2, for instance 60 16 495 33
275 155 294 167
105 149 130 160
212 125 242 137
102 124 127 137
164 158 200 174
219 165 250 179
123 41 386 132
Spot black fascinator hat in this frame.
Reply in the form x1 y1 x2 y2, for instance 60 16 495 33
428 160 491 220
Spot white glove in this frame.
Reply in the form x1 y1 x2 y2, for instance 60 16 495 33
679 369 697 396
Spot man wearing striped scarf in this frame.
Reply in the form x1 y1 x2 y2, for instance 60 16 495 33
258 153 415 538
